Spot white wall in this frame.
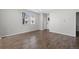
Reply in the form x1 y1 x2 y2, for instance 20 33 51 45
0 9 40 37
0 15 3 37
48 10 76 37
39 13 43 30
0 11 8 37
0 9 77 37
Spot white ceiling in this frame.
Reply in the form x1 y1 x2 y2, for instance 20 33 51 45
27 9 51 13
27 9 79 13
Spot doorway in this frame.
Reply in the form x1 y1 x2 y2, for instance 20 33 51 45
76 12 79 37
42 13 49 31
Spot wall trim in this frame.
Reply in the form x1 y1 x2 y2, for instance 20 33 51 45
1 29 49 38
49 31 76 37
2 30 40 37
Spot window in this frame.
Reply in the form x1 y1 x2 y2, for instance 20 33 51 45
22 12 36 25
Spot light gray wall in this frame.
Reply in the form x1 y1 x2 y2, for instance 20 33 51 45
0 9 77 37
48 10 76 37
0 11 8 37
0 9 40 37
39 13 43 30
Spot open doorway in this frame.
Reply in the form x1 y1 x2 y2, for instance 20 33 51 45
42 13 49 31
45 13 50 32
76 12 79 37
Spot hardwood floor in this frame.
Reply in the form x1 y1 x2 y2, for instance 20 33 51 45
0 30 78 49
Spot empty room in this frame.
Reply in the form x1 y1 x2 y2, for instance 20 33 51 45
0 9 78 49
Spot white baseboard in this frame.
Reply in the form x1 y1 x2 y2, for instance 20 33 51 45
5 31 29 37
3 30 39 37
49 31 75 37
